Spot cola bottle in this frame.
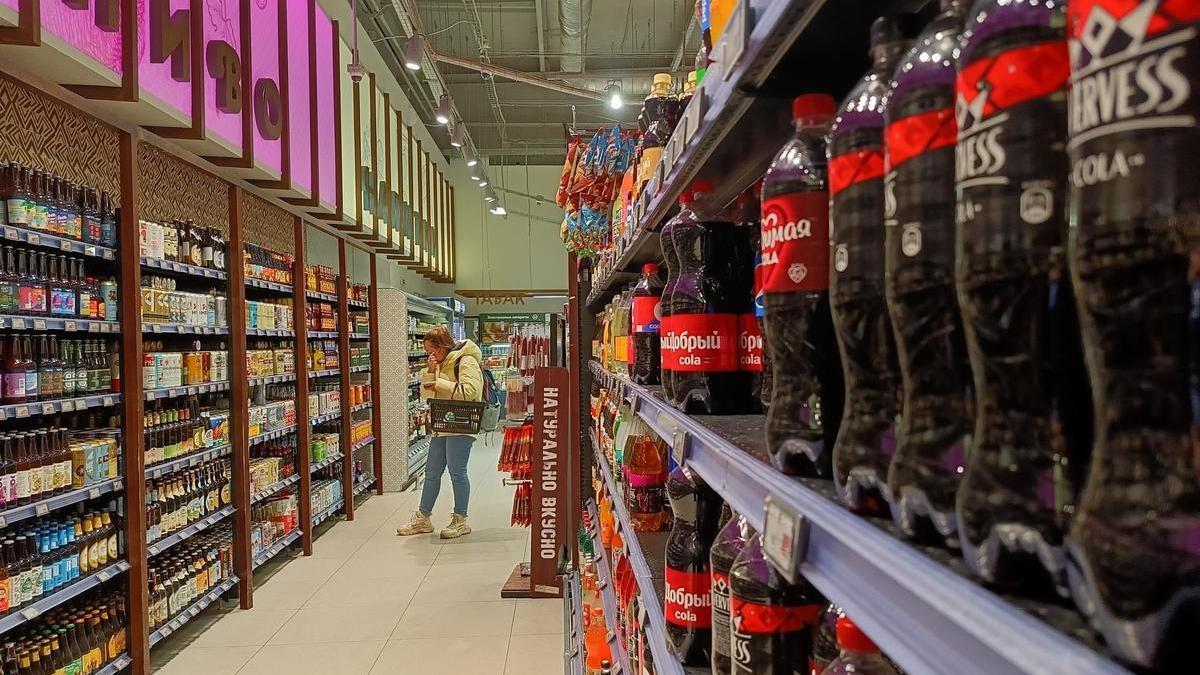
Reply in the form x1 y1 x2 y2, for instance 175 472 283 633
811 603 843 675
761 94 845 477
881 0 971 545
732 190 764 413
954 0 1093 595
729 533 825 674
754 183 773 413
665 180 747 414
819 617 898 675
828 17 908 515
664 463 723 666
710 506 754 675
631 263 664 385
1064 0 1200 667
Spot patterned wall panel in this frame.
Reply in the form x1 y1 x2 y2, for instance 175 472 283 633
0 76 120 196
243 192 296 254
136 142 231 234
378 287 413 492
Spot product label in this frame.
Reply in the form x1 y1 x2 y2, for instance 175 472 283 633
4 372 25 400
760 191 830 293
0 577 8 613
6 199 27 225
711 571 733 660
886 107 957 171
885 104 958 264
51 288 76 316
730 598 822 673
737 314 763 372
615 336 630 365
631 296 662 333
660 313 738 372
665 567 713 628
830 148 885 197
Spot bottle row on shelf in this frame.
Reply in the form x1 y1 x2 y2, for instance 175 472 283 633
142 341 229 392
140 275 225 330
3 590 128 675
142 398 228 469
145 458 230 547
0 248 117 322
1 508 121 616
0 427 120 509
1 162 118 250
5 336 118 405
138 220 227 274
147 532 233 633
251 493 299 564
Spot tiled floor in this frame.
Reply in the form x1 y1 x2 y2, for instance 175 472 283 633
152 434 565 674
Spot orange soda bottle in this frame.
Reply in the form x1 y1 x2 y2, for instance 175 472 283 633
584 605 612 674
624 435 668 531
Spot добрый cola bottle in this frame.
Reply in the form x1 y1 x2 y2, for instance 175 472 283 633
631 263 664 385
1065 0 1200 667
732 191 764 413
729 533 825 674
710 506 755 675
954 0 1093 596
761 94 845 477
754 184 773 413
881 0 972 546
664 463 723 666
659 206 684 401
665 180 748 414
828 16 909 515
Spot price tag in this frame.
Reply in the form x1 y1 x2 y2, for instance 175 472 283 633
15 406 29 419
22 607 40 620
27 233 39 246
0 516 7 528
97 569 110 582
40 403 53 415
114 479 122 490
189 606 199 617
670 427 690 467
10 318 24 330
59 239 72 251
169 388 180 398
61 400 74 412
102 249 113 260
64 320 76 331
148 545 159 555
169 619 181 630
3 227 15 239
84 245 96 257
35 503 49 516
32 319 45 331
0 409 6 421
685 88 705 144
88 487 101 499
722 0 748 79
100 323 112 333
160 627 172 637
89 322 100 332
77 397 89 409
103 396 113 406
761 496 809 584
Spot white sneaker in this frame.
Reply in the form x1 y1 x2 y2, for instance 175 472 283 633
396 511 433 536
440 514 472 539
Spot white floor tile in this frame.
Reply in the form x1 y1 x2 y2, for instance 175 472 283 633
151 645 259 674
392 600 516 638
186 608 296 647
237 641 387 675
269 602 408 645
371 636 510 675
513 598 568 635
505 634 565 674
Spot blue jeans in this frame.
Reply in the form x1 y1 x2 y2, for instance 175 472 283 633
419 435 473 516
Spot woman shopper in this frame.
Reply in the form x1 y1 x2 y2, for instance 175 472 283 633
397 326 485 539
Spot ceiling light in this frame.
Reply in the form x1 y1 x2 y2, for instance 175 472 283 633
450 124 464 148
490 206 507 216
403 34 424 70
464 146 478 167
606 80 623 110
435 94 451 125
484 187 498 203
479 178 489 187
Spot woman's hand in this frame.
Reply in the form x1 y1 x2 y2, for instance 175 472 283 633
426 353 440 374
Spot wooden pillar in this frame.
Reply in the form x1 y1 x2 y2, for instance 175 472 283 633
337 239 354 519
369 259 383 495
119 132 150 675
227 186 252 608
293 217 314 555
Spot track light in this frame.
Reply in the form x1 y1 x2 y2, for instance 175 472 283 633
490 206 507 216
606 80 623 110
464 146 478 167
484 187 497 203
450 124 464 148
435 94 451 125
404 34 424 70
479 178 489 187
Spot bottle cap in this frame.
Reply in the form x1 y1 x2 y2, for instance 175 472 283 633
792 94 836 121
642 263 658 276
653 73 673 88
836 616 879 652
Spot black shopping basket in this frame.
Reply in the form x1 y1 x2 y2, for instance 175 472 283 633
427 357 485 434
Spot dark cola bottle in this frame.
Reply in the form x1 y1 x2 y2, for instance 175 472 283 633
710 506 755 675
631 263 664 385
828 16 909 515
728 532 825 674
664 463 723 666
659 205 684 401
881 0 971 546
732 190 764 413
754 183 773 413
761 95 845 477
665 180 747 414
1065 0 1200 667
811 603 843 675
954 0 1093 596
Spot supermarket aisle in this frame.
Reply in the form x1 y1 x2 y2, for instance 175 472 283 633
153 433 563 675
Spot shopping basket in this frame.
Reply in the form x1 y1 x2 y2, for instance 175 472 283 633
427 357 486 434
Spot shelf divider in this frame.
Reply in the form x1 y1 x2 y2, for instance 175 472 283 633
338 239 355 521
369 261 383 494
228 185 252 610
294 215 314 556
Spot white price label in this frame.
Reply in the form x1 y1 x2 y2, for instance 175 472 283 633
84 245 96 256
89 322 100 332
32 319 45 331
10 318 24 329
149 323 160 333
148 545 159 555
59 239 71 251
77 398 89 409
169 388 180 398
41 403 53 415
160 627 172 637
64 320 76 331
0 516 7 528
14 406 28 419
35 503 48 516
88 488 101 499
685 88 704 144
0 409 6 421
761 496 809 584
103 396 113 406
22 607 40 620
101 323 112 333
102 249 113 260
27 234 38 245
97 570 110 581
114 479 122 490
722 0 748 78
61 400 74 412
3 227 15 238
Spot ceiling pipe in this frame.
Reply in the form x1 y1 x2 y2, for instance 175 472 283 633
432 50 607 102
558 0 592 73
533 0 547 72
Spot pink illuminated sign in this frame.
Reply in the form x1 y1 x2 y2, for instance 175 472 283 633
249 0 283 176
138 0 191 121
313 4 338 212
285 0 312 196
0 0 125 76
203 0 242 150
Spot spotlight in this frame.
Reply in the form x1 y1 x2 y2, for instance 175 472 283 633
605 80 623 110
479 178 489 187
450 124 464 148
490 206 507 216
435 94 451 125
403 34 424 70
464 146 478 167
484 187 497 203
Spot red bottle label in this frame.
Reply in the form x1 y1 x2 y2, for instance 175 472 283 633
760 192 830 294
885 107 957 171
631 296 661 333
737 314 763 372
664 567 713 628
830 148 884 196
660 314 738 372
729 597 821 634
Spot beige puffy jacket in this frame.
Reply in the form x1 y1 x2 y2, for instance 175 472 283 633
419 339 484 437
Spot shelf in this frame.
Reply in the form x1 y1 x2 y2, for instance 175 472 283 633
352 477 375 496
308 330 338 339
407 352 427 359
245 277 293 293
0 315 119 332
250 474 300 503
1 225 116 260
146 505 236 558
349 332 370 340
310 452 344 474
149 577 238 646
96 654 132 675
246 327 294 338
305 290 338 303
252 528 302 569
0 560 130 634
351 402 372 413
144 381 229 401
588 362 1131 675
145 443 232 479
564 570 584 675
141 256 227 280
347 299 369 309
350 436 374 453
142 323 228 335
585 498 631 674
0 392 120 421
309 409 340 425
312 499 343 527
248 373 296 386
0 476 123 529
309 368 340 379
349 364 370 373
249 424 297 446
